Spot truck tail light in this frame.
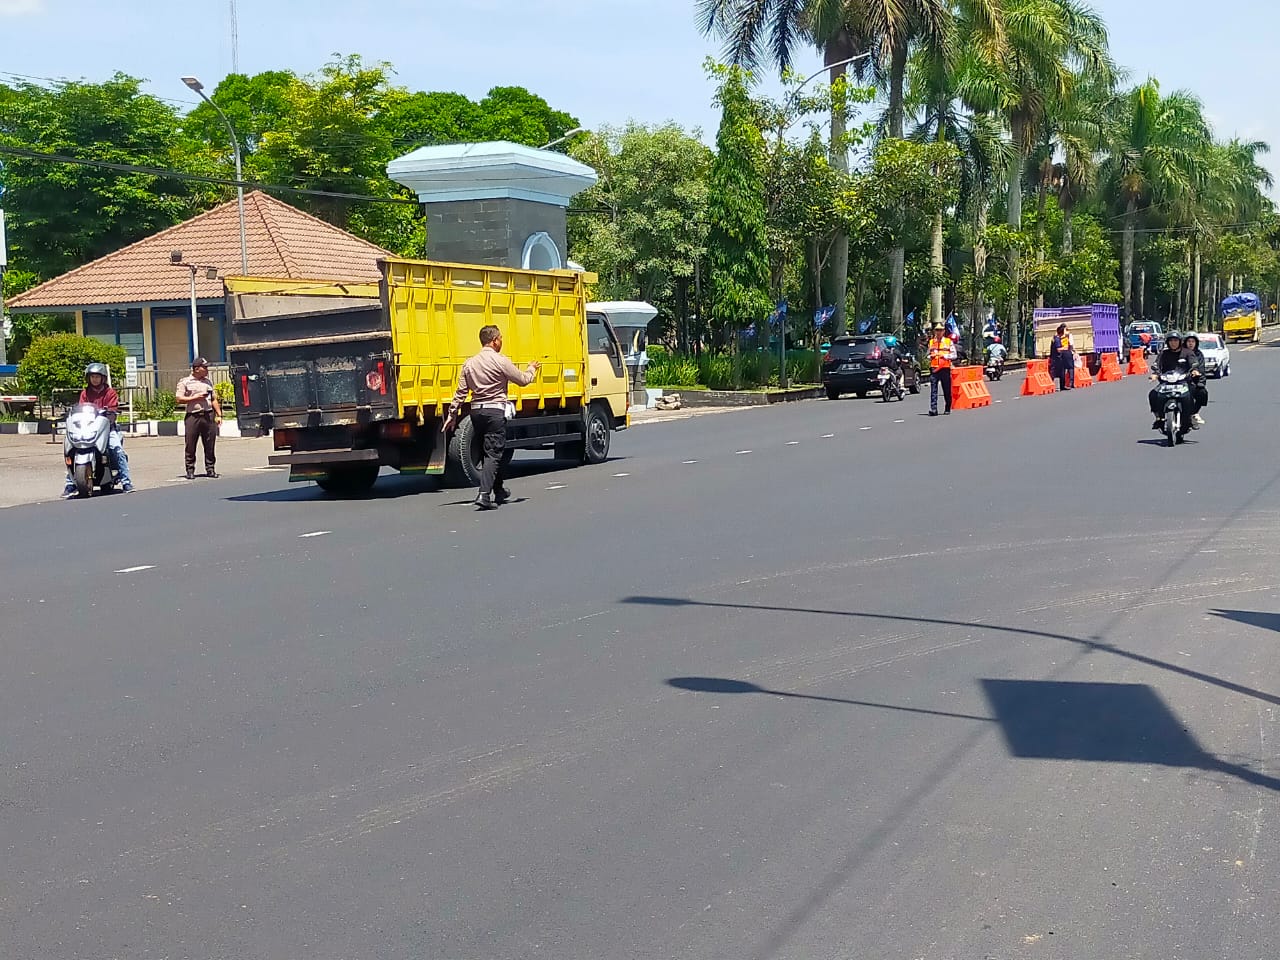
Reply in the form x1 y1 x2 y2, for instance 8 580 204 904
367 361 387 395
240 374 250 407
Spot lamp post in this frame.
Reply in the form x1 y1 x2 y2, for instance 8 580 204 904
171 250 219 363
182 76 248 275
538 127 585 151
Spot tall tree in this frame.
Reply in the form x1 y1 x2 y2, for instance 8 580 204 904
704 64 773 357
1100 80 1210 320
961 0 1111 349
698 0 864 335
0 75 205 279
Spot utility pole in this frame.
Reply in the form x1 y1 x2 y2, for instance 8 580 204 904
0 206 8 366
229 0 240 73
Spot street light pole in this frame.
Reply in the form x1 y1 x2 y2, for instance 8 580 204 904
182 77 248 275
538 127 585 151
186 263 199 364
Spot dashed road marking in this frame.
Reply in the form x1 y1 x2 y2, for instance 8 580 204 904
785 441 800 445
298 530 331 539
114 565 155 574
547 483 567 490
681 460 699 464
820 434 834 439
735 450 753 455
612 472 630 477
859 426 872 431
893 419 905 423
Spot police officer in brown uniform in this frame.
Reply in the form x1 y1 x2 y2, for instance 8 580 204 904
175 358 222 479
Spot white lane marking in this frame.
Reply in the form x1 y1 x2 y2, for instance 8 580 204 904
298 530 331 539
612 472 630 477
243 465 286 472
820 434 834 439
785 441 800 445
735 450 753 455
995 399 1003 403
859 426 872 431
547 484 567 490
682 460 699 464
893 419 905 423
114 565 155 574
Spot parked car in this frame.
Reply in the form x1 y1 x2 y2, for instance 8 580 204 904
822 335 921 399
1196 332 1231 378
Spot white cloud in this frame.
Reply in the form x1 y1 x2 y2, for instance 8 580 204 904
0 0 43 13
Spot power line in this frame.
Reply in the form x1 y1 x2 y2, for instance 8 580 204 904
0 144 419 205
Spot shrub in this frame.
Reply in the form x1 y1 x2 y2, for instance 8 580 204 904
646 350 700 387
17 334 127 401
214 380 236 409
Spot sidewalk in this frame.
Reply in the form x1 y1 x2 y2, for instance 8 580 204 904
0 433 276 509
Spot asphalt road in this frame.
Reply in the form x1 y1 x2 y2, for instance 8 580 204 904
3 342 1280 960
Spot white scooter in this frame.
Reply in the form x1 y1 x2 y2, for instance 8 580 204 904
63 404 123 496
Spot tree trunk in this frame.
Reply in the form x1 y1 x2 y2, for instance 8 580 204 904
1121 196 1137 321
930 207 945 329
1137 265 1145 320
1062 203 1074 256
823 42 854 337
886 40 910 334
1192 244 1202 330
1034 173 1048 310
973 200 989 360
1006 116 1025 356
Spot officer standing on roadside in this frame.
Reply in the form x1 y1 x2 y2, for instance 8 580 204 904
927 322 956 416
443 325 539 510
175 358 222 480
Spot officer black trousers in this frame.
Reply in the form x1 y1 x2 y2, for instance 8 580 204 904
184 411 217 473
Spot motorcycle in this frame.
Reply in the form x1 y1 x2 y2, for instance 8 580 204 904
1153 370 1192 447
63 404 123 496
984 356 1005 381
877 365 905 402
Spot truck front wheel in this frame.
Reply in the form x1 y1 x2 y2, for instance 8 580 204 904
584 405 611 464
315 462 380 497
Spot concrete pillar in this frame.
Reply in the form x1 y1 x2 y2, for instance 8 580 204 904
386 141 597 270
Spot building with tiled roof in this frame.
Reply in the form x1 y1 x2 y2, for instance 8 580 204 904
5 192 393 383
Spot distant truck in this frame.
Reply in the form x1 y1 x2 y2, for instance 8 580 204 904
1032 304 1121 361
1220 292 1262 344
226 258 630 495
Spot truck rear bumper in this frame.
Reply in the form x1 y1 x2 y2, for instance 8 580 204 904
267 448 381 466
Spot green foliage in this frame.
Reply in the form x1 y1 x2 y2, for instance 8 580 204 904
0 75 209 279
705 62 773 334
214 381 236 409
646 349 701 387
568 123 711 311
17 334 127 400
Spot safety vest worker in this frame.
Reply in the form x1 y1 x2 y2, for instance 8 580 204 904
927 323 957 415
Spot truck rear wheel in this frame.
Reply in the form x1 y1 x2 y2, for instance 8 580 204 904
315 462 379 497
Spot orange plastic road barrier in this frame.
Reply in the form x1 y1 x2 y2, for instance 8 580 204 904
1127 349 1149 375
1021 358 1057 396
950 365 992 410
1098 351 1124 381
1073 358 1094 388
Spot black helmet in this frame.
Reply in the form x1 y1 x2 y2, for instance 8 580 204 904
1165 331 1182 343
85 362 108 379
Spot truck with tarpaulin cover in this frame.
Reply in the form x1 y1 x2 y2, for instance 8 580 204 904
225 258 630 496
1220 292 1262 344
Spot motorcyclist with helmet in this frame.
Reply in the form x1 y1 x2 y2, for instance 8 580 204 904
1148 331 1195 434
61 362 133 496
984 335 1007 373
876 334 908 393
1183 333 1208 427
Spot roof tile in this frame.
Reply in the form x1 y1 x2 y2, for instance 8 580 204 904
7 192 394 310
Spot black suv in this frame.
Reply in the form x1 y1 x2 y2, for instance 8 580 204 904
821 335 921 399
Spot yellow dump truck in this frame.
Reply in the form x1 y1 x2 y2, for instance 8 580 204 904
225 258 630 495
1220 292 1262 344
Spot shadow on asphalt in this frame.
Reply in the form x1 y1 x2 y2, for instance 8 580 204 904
666 674 1280 792
225 457 603 503
666 676 993 722
1209 608 1280 633
627 595 1280 711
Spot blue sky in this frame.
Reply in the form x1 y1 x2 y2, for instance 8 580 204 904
1 0 1276 188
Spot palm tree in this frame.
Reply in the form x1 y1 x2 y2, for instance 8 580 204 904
1100 80 1210 321
960 0 1112 350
